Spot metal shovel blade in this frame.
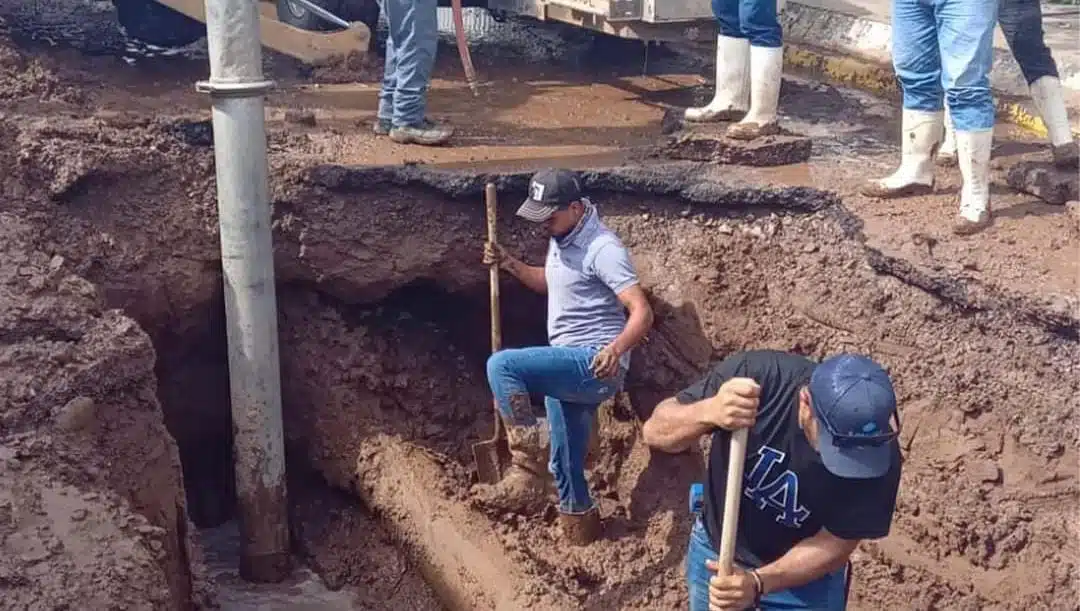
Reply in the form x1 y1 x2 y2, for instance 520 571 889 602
472 407 510 484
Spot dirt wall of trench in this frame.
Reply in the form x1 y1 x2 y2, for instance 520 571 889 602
1 61 1077 609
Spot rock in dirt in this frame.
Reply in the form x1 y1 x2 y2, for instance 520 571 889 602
285 109 318 127
1005 160 1080 205
968 460 1002 484
657 110 813 167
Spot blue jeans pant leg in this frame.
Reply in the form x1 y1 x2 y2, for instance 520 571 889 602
486 346 621 513
740 0 782 47
936 0 998 131
998 0 1058 84
712 0 745 39
892 0 944 112
377 25 397 123
685 515 849 610
381 0 438 126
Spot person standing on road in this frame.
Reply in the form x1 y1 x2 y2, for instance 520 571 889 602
642 350 903 611
683 0 787 141
372 0 453 146
861 0 999 235
938 0 1078 168
476 168 654 545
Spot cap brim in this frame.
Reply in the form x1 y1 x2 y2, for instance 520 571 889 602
516 199 558 223
817 427 892 479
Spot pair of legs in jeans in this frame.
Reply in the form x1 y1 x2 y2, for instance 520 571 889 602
863 0 998 234
374 0 453 145
940 0 1079 167
684 0 786 140
481 345 620 543
685 515 850 610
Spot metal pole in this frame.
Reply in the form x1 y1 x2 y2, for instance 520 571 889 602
196 0 290 584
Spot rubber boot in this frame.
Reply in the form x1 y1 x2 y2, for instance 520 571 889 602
861 109 942 198
937 106 958 167
1029 75 1079 168
684 35 750 123
473 419 550 515
559 506 601 546
953 128 994 235
726 45 783 141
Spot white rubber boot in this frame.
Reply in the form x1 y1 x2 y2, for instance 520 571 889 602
953 128 994 235
727 45 783 140
938 105 957 166
685 35 750 123
861 109 943 198
1029 75 1079 167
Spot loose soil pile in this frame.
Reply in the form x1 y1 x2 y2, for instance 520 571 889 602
1 25 1077 611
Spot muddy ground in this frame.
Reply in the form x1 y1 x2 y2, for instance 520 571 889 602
0 12 1078 611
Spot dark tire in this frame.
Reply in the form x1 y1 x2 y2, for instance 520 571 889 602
275 0 344 31
112 0 205 48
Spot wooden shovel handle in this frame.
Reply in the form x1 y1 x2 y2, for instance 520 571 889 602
485 183 501 354
717 427 749 575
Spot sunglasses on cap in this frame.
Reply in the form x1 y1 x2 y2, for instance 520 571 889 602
813 401 902 449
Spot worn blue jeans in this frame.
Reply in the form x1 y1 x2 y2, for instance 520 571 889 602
999 0 1058 84
486 346 622 514
711 0 783 47
686 516 849 610
891 0 998 132
377 0 438 127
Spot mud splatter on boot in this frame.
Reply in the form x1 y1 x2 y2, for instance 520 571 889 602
472 418 551 515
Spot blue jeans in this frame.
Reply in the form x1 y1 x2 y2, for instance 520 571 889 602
891 0 998 132
377 0 438 127
711 0 783 47
999 0 1058 84
486 346 622 514
686 516 849 610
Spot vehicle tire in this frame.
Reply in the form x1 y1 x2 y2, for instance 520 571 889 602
112 0 205 48
276 0 344 31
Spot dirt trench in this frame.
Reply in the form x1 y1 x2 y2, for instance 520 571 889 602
0 37 1077 609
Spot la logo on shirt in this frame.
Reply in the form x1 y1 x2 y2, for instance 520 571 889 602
744 446 811 529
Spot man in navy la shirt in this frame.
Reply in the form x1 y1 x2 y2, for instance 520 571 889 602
643 350 903 610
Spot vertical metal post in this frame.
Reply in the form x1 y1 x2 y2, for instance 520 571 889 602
196 0 290 584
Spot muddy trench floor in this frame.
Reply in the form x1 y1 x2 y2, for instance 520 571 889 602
0 23 1077 611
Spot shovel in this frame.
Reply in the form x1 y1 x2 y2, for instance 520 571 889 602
472 183 511 485
715 428 749 589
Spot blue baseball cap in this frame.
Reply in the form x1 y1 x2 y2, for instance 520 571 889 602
808 354 899 479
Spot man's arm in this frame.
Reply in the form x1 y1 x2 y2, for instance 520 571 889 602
641 396 721 454
609 284 653 355
503 257 547 294
754 527 858 595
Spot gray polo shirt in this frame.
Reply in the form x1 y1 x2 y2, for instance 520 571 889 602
545 204 640 369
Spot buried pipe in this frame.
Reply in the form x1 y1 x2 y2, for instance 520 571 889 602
196 0 291 584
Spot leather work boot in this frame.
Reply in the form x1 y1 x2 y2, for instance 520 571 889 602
473 421 551 515
684 34 749 123
389 119 454 146
862 109 943 198
726 45 783 141
559 506 602 546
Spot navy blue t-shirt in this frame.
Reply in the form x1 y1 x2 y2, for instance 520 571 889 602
677 350 902 567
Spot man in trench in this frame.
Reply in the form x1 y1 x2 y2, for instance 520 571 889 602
476 168 654 545
642 350 902 610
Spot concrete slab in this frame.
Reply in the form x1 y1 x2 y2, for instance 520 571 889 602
780 0 1080 135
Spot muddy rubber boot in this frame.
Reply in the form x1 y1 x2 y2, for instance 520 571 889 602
861 109 942 198
1028 76 1079 169
953 128 994 235
726 45 783 141
473 422 550 515
684 35 749 123
559 506 601 546
373 118 391 136
937 106 957 167
389 119 454 146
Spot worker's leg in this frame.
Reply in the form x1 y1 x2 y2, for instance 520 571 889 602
937 103 958 165
999 0 1078 166
938 0 998 234
725 0 783 140
861 0 944 198
375 29 397 136
382 0 453 145
685 515 715 611
684 0 750 122
545 396 603 544
478 346 620 516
